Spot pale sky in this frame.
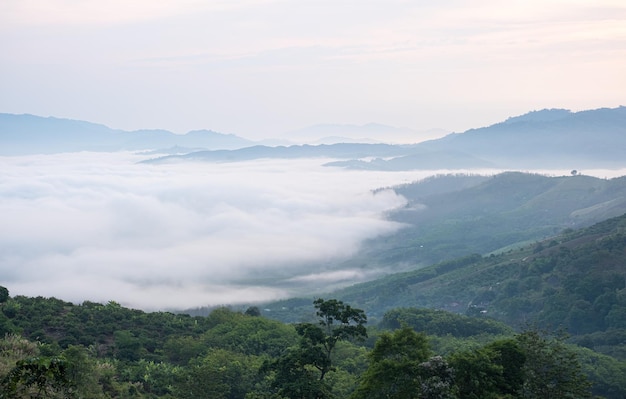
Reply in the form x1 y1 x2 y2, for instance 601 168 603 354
1 0 625 139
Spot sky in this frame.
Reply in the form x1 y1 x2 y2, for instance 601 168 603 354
1 0 625 139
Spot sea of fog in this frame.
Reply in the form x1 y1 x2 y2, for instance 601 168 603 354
1 151 624 310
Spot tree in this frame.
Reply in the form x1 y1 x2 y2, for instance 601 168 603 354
448 338 526 399
352 326 431 399
172 349 261 399
0 286 9 304
0 356 73 399
517 329 592 399
449 347 502 399
302 298 367 381
484 339 526 396
245 306 262 317
265 298 367 399
417 356 456 399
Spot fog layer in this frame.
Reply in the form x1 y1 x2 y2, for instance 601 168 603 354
0 152 432 310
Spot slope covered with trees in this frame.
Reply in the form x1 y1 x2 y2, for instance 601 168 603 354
0 291 624 398
346 172 626 270
312 211 626 364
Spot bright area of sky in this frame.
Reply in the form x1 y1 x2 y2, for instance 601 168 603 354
1 0 625 140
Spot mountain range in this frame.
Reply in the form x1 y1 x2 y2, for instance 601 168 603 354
3 106 625 171
147 106 626 169
0 114 254 155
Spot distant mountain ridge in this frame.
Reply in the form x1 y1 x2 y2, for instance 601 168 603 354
2 107 625 170
0 114 254 155
147 106 626 169
418 106 626 168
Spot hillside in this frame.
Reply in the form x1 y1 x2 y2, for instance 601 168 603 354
257 173 626 360
301 212 626 358
341 172 626 272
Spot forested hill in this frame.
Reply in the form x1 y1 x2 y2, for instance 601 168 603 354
314 211 626 359
345 172 626 271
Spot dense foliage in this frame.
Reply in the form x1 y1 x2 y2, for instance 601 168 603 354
0 292 622 398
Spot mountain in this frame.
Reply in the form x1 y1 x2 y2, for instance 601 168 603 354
145 106 626 170
0 114 254 154
418 106 626 169
4 107 625 169
323 150 496 170
142 143 418 163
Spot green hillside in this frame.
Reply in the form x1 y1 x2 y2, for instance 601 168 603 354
324 212 626 359
352 172 626 269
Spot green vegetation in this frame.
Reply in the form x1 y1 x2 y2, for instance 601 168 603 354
0 290 621 398
350 172 626 269
321 212 626 362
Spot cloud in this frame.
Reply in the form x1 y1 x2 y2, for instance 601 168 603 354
0 152 421 310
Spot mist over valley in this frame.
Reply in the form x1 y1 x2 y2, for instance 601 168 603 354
2 108 626 311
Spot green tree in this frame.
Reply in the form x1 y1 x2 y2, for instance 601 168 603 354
484 338 526 396
171 348 261 399
0 356 73 399
517 329 592 399
449 347 502 399
0 286 9 304
300 298 367 381
352 326 431 399
416 355 456 399
265 298 367 399
262 345 333 399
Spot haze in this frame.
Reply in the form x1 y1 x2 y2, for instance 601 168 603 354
1 152 426 309
2 0 625 138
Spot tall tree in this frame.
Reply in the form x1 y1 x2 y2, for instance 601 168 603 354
305 298 368 381
265 298 367 399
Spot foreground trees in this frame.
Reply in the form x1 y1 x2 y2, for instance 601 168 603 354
517 330 592 399
352 326 454 399
263 298 368 398
0 289 608 398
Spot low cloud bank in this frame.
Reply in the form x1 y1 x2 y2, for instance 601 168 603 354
0 152 423 310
